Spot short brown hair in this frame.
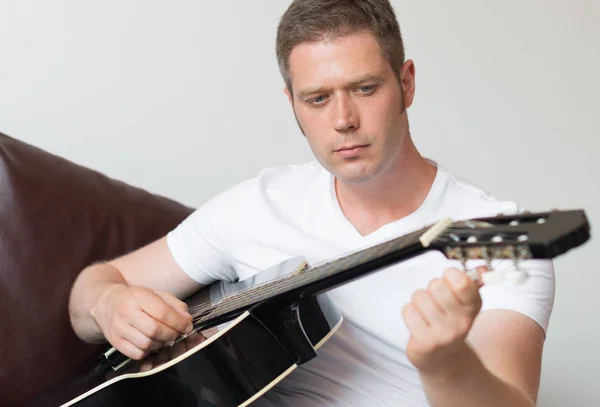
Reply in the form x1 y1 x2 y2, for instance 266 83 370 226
276 0 406 93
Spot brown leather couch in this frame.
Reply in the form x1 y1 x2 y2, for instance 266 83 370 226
0 133 194 407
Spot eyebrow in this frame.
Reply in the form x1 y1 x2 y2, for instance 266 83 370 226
297 74 384 99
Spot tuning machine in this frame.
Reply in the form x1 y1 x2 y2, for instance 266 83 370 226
445 244 532 285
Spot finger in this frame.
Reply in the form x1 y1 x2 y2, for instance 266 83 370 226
411 289 445 325
114 337 149 361
155 291 192 319
443 268 480 305
141 294 194 334
152 345 173 368
129 309 182 343
473 266 488 288
428 277 461 311
139 354 156 372
184 331 206 350
187 331 207 346
402 303 429 340
120 321 164 353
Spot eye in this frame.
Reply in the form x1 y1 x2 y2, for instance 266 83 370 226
308 95 328 106
357 85 376 94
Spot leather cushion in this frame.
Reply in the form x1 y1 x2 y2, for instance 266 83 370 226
0 133 194 407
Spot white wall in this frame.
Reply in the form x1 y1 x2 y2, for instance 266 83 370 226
1 1 598 405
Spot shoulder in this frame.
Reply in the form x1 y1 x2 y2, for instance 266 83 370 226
190 160 327 221
436 165 522 220
216 160 324 202
254 160 326 192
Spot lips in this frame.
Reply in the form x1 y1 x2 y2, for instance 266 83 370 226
335 144 368 152
334 144 369 158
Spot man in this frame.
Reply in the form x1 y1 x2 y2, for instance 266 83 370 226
68 1 554 406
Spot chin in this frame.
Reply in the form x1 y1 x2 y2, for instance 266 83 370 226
316 153 381 184
333 163 380 185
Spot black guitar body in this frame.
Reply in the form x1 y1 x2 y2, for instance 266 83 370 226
31 292 343 407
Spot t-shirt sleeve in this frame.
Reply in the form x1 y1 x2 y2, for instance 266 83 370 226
166 192 240 286
479 258 555 336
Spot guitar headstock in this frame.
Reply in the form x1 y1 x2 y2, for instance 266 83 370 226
427 209 590 265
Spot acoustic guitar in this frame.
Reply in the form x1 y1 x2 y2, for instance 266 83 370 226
31 209 591 407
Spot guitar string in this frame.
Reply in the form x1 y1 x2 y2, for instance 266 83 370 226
185 225 495 320
187 228 425 318
188 227 431 323
186 222 526 324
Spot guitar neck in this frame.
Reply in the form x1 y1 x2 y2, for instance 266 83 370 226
194 228 427 327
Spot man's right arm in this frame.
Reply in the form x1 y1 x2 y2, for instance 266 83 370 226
68 236 204 360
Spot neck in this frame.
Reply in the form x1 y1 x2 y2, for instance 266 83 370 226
335 136 437 236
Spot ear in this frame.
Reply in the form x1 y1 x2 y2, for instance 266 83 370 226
399 59 416 109
284 86 294 107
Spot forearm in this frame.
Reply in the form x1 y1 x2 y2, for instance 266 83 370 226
419 343 534 407
68 262 127 344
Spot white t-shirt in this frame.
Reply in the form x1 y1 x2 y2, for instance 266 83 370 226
166 160 555 407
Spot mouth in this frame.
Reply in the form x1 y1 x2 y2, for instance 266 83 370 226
334 144 369 158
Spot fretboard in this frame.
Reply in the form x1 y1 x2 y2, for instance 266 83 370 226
193 227 428 326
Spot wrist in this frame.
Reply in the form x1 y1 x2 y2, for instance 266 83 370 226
90 282 125 321
418 341 481 382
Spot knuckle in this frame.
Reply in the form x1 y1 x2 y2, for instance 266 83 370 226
428 278 444 292
132 287 148 301
147 322 160 338
133 349 147 361
166 330 179 341
115 302 131 318
443 267 458 278
154 307 168 322
107 313 119 329
445 269 470 293
178 320 189 332
109 321 124 341
140 337 153 351
114 336 127 350
453 277 471 293
119 340 141 360
412 289 427 303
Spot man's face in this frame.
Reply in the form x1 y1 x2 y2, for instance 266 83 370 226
285 31 415 185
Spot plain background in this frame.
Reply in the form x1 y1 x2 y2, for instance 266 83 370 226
0 1 598 405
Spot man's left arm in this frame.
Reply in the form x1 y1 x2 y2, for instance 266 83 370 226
402 267 546 407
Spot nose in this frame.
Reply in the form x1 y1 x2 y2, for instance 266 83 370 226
332 94 359 132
